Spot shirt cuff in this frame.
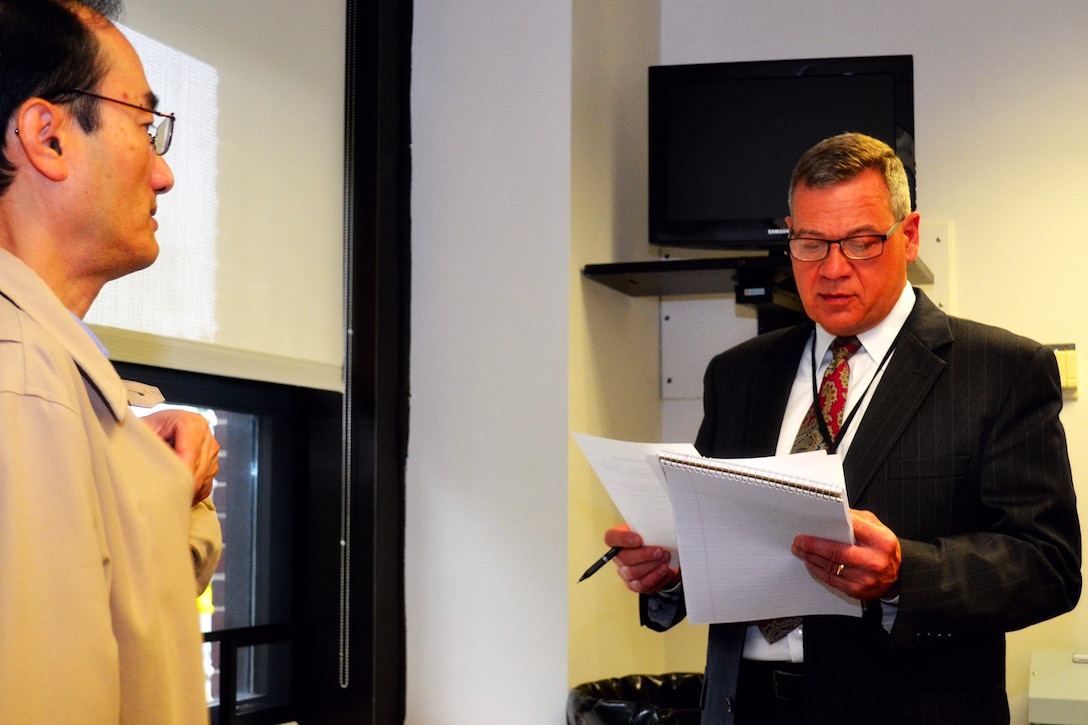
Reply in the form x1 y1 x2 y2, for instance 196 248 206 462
878 594 900 632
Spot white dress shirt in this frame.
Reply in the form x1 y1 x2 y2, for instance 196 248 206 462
742 281 915 662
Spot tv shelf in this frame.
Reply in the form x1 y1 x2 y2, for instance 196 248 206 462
582 255 785 297
582 254 933 298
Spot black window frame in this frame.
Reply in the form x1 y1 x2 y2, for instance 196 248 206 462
110 0 411 720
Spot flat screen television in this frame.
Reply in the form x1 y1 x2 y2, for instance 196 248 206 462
648 55 914 250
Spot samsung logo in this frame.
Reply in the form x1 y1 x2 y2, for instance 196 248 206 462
768 228 790 235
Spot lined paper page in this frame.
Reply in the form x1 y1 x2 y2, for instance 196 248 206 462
659 451 861 624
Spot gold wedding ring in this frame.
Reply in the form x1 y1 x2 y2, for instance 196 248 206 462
834 563 845 577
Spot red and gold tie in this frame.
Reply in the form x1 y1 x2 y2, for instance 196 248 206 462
790 335 862 452
758 335 861 643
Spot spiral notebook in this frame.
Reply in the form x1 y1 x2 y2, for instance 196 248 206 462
658 450 862 625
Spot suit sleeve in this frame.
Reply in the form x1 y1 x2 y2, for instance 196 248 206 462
891 344 1081 644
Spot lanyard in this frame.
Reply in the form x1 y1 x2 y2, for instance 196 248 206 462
808 333 898 454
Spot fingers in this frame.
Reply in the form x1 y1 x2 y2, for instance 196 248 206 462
142 409 220 504
601 525 679 594
169 414 219 503
793 540 846 578
792 508 902 600
603 524 640 549
190 428 219 502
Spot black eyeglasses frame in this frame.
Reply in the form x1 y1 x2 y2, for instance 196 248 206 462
787 219 904 262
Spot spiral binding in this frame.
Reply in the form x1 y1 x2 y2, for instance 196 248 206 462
658 452 842 501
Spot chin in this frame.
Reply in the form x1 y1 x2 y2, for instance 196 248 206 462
812 313 864 337
117 245 161 279
140 237 161 267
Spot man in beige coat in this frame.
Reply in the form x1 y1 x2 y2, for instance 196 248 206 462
0 0 222 720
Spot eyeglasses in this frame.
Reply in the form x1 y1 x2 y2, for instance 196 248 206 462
787 220 902 262
61 89 175 156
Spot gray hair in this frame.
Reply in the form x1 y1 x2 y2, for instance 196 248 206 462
788 132 912 221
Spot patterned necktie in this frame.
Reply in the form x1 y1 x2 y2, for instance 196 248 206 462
758 335 861 643
790 335 862 453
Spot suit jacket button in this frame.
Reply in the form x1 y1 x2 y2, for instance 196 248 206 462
726 697 735 713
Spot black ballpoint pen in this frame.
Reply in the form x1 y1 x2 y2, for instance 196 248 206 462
578 546 623 582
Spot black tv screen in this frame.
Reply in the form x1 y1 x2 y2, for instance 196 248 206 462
649 55 914 250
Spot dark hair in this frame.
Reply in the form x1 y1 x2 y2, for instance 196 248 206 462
0 0 123 196
788 132 912 221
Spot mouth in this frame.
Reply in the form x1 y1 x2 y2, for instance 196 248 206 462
818 292 854 305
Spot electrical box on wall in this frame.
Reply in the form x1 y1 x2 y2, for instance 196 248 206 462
1048 344 1078 400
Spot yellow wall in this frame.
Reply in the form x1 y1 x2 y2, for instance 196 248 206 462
568 0 709 687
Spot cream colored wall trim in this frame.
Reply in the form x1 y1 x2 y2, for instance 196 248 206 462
91 325 344 393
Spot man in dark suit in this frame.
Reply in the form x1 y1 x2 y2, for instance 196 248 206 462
605 133 1081 724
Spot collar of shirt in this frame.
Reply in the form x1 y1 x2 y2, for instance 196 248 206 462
72 312 111 357
777 282 916 457
813 281 916 375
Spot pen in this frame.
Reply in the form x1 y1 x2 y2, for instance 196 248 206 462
578 546 623 582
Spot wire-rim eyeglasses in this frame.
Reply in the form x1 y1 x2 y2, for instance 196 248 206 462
57 89 175 156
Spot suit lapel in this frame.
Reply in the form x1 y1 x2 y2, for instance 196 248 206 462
747 323 815 454
844 290 953 504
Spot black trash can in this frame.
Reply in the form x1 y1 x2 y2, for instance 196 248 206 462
566 672 704 725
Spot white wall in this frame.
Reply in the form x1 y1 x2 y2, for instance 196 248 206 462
660 2 1088 723
408 1 572 722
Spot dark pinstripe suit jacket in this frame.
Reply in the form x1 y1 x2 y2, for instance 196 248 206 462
645 289 1081 724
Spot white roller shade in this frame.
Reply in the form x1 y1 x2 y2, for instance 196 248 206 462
86 2 347 392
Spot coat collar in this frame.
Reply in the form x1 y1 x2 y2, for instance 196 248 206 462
0 248 130 422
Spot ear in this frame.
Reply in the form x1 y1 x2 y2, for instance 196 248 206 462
901 211 921 263
12 100 70 183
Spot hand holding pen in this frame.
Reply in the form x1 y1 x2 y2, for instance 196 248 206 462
579 525 680 594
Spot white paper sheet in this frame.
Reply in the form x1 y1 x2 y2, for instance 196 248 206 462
572 432 697 563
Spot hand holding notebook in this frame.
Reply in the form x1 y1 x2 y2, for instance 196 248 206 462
574 433 862 624
657 450 862 624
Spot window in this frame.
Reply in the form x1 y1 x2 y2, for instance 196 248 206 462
104 0 411 721
116 362 341 725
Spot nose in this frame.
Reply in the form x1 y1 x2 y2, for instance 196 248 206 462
152 153 174 194
819 242 853 278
